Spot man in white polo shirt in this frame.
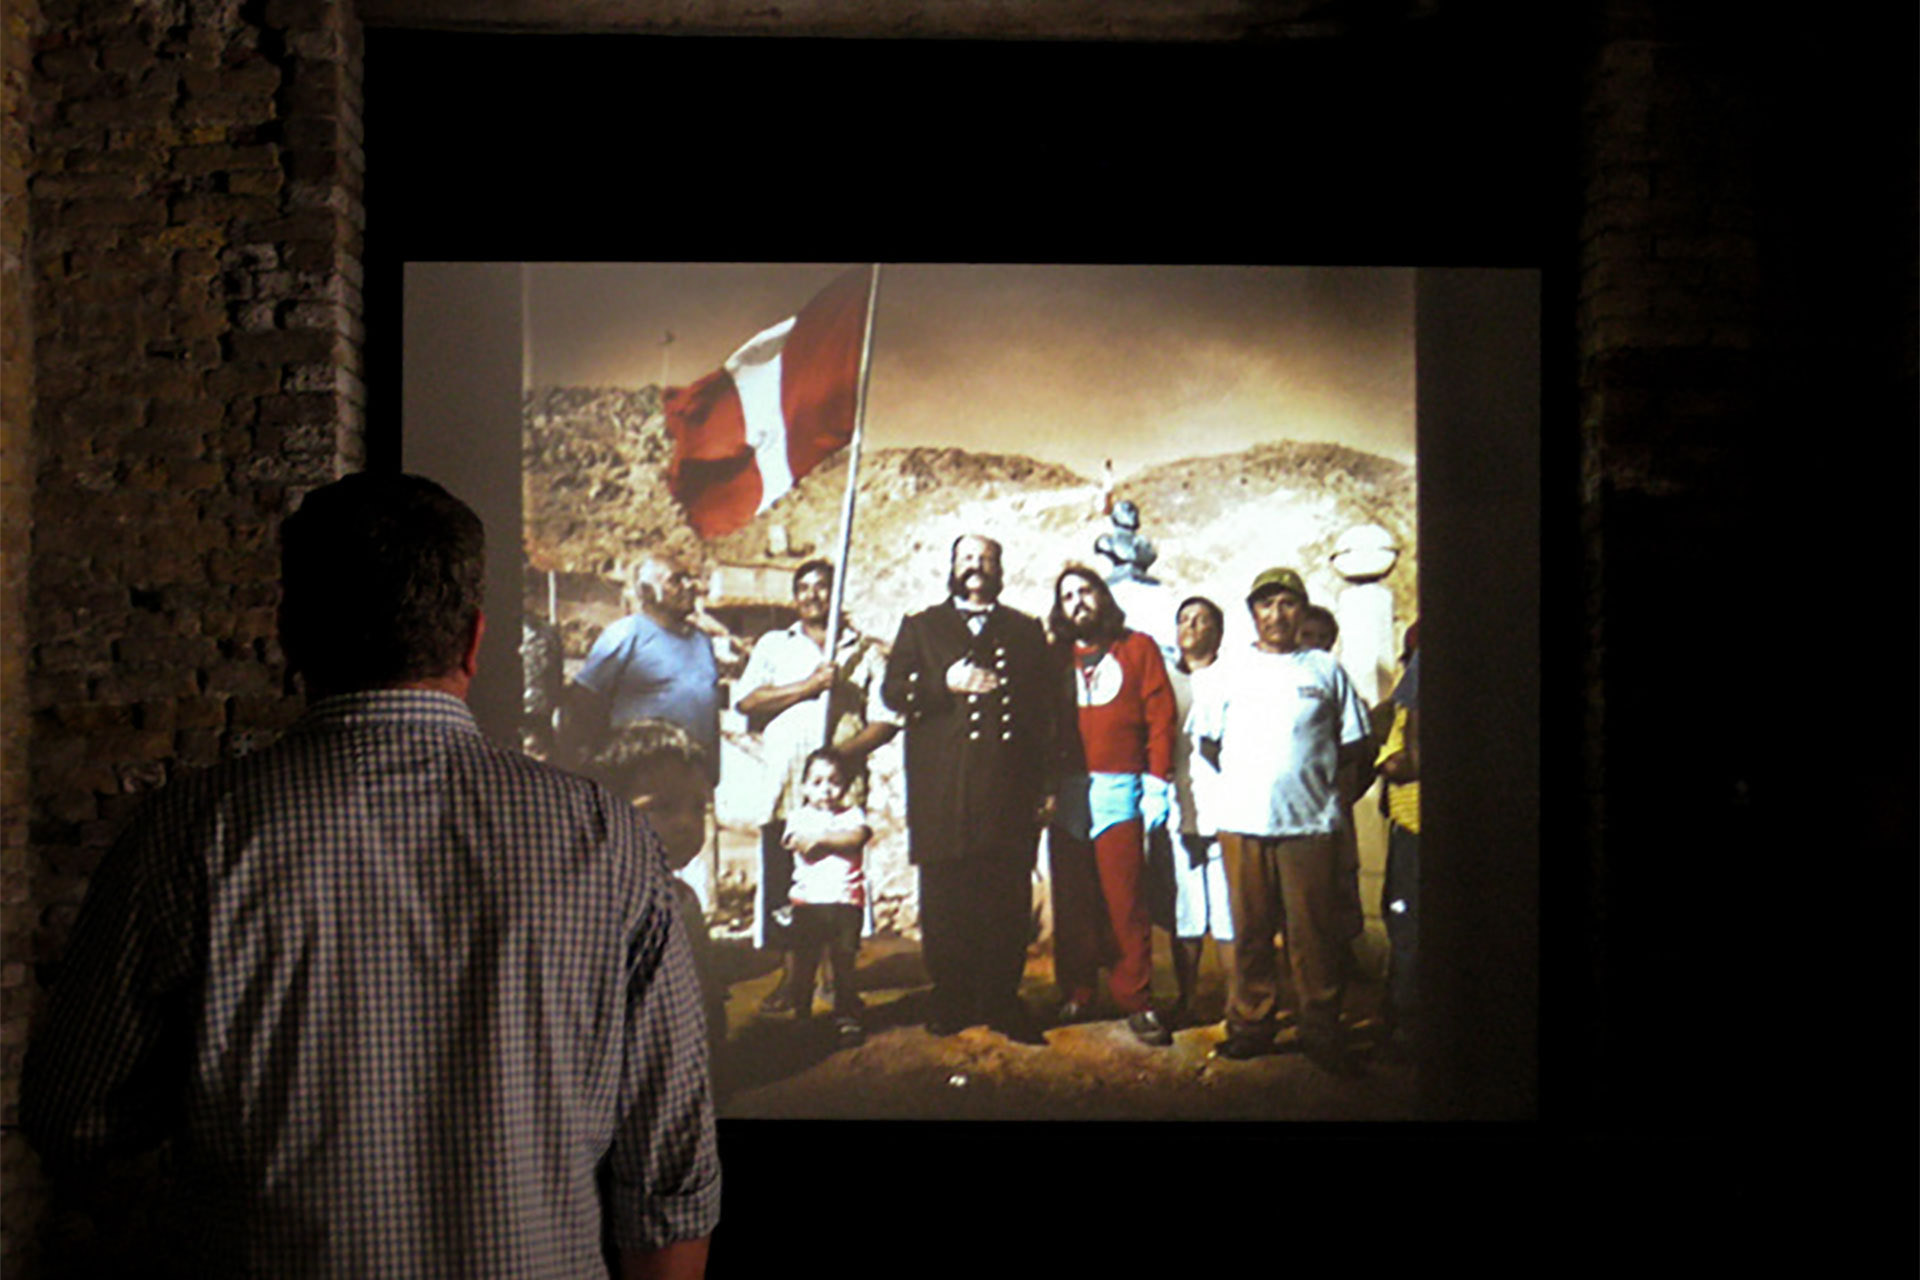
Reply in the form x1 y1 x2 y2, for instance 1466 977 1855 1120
1189 567 1374 1075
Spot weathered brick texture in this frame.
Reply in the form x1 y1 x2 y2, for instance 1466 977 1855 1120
6 0 364 1271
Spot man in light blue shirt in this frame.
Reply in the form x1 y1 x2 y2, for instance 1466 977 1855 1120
563 554 721 778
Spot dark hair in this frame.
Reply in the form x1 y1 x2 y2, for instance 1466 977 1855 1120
1047 564 1126 648
1300 603 1340 643
946 533 1004 601
279 472 485 694
801 745 858 787
591 718 712 803
1176 595 1224 633
792 557 834 596
949 533 1001 562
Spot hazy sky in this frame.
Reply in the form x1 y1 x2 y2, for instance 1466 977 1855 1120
525 263 1414 477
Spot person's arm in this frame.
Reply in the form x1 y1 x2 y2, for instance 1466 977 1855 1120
1333 661 1376 808
734 662 832 720
1335 741 1374 809
881 614 947 720
21 798 197 1179
1138 637 1179 783
1379 704 1420 783
798 818 872 857
601 807 722 1268
618 1236 711 1280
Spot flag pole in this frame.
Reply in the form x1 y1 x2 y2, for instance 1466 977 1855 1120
820 263 883 749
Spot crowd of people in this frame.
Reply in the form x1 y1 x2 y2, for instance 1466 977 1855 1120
567 531 1422 1079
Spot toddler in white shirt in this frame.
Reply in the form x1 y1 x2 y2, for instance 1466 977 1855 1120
780 748 872 1045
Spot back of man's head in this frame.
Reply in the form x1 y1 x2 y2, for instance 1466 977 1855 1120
280 472 486 696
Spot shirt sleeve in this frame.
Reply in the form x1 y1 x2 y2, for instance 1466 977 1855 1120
573 618 636 697
599 802 722 1250
20 790 200 1176
1334 660 1372 748
882 613 947 720
1135 635 1178 781
1185 662 1225 745
736 629 782 700
858 639 903 728
1392 650 1420 709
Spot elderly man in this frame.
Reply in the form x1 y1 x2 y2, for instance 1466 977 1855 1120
1047 566 1180 1046
735 557 900 1010
882 534 1057 1041
1190 567 1373 1075
22 473 719 1278
562 552 721 775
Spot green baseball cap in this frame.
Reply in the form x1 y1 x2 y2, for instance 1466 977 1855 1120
1247 567 1308 603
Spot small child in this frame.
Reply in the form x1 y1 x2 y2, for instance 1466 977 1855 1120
780 747 872 1046
592 720 725 1064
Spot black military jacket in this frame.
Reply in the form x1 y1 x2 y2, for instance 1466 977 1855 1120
881 601 1059 865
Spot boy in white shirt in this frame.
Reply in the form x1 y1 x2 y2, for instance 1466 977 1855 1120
781 747 873 1046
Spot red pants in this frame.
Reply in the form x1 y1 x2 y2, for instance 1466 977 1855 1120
1050 818 1153 1013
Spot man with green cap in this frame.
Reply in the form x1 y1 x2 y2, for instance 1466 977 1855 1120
1188 567 1374 1074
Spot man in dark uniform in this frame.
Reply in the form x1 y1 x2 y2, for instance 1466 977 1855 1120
883 534 1057 1041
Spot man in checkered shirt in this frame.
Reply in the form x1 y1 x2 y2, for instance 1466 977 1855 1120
21 473 720 1277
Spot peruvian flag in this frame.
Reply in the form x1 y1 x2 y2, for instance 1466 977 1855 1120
662 267 870 538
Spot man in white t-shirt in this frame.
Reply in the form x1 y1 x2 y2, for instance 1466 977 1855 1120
735 558 898 1008
1188 567 1373 1074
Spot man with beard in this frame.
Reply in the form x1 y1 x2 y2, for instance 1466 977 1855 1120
1190 568 1373 1075
561 552 721 777
735 558 899 1012
1047 566 1181 1046
882 535 1056 1040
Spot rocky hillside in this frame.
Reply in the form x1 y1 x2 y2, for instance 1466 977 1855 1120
523 386 1417 635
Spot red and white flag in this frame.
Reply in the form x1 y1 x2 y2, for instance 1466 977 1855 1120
662 267 870 538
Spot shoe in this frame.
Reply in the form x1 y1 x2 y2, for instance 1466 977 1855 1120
1127 1009 1173 1047
1054 999 1093 1026
1301 1035 1363 1078
757 986 796 1016
833 1016 865 1047
1212 1028 1272 1061
988 1003 1047 1046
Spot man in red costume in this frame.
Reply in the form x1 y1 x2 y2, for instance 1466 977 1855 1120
1046 566 1181 1046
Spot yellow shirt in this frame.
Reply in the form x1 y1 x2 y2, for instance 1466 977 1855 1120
1376 704 1420 833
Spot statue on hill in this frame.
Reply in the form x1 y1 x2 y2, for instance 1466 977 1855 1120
1095 499 1159 585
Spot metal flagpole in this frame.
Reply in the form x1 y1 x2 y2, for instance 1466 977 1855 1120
820 263 883 749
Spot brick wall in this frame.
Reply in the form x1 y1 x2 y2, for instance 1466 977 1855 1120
1 0 42 1267
1575 1 1915 1139
4 0 364 1270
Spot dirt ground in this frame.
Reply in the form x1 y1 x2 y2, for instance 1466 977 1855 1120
708 933 1418 1123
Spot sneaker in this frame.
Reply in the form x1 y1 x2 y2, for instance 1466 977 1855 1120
833 1016 865 1047
1127 1009 1173 1047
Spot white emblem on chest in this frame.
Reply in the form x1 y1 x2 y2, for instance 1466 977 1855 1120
1076 651 1124 707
